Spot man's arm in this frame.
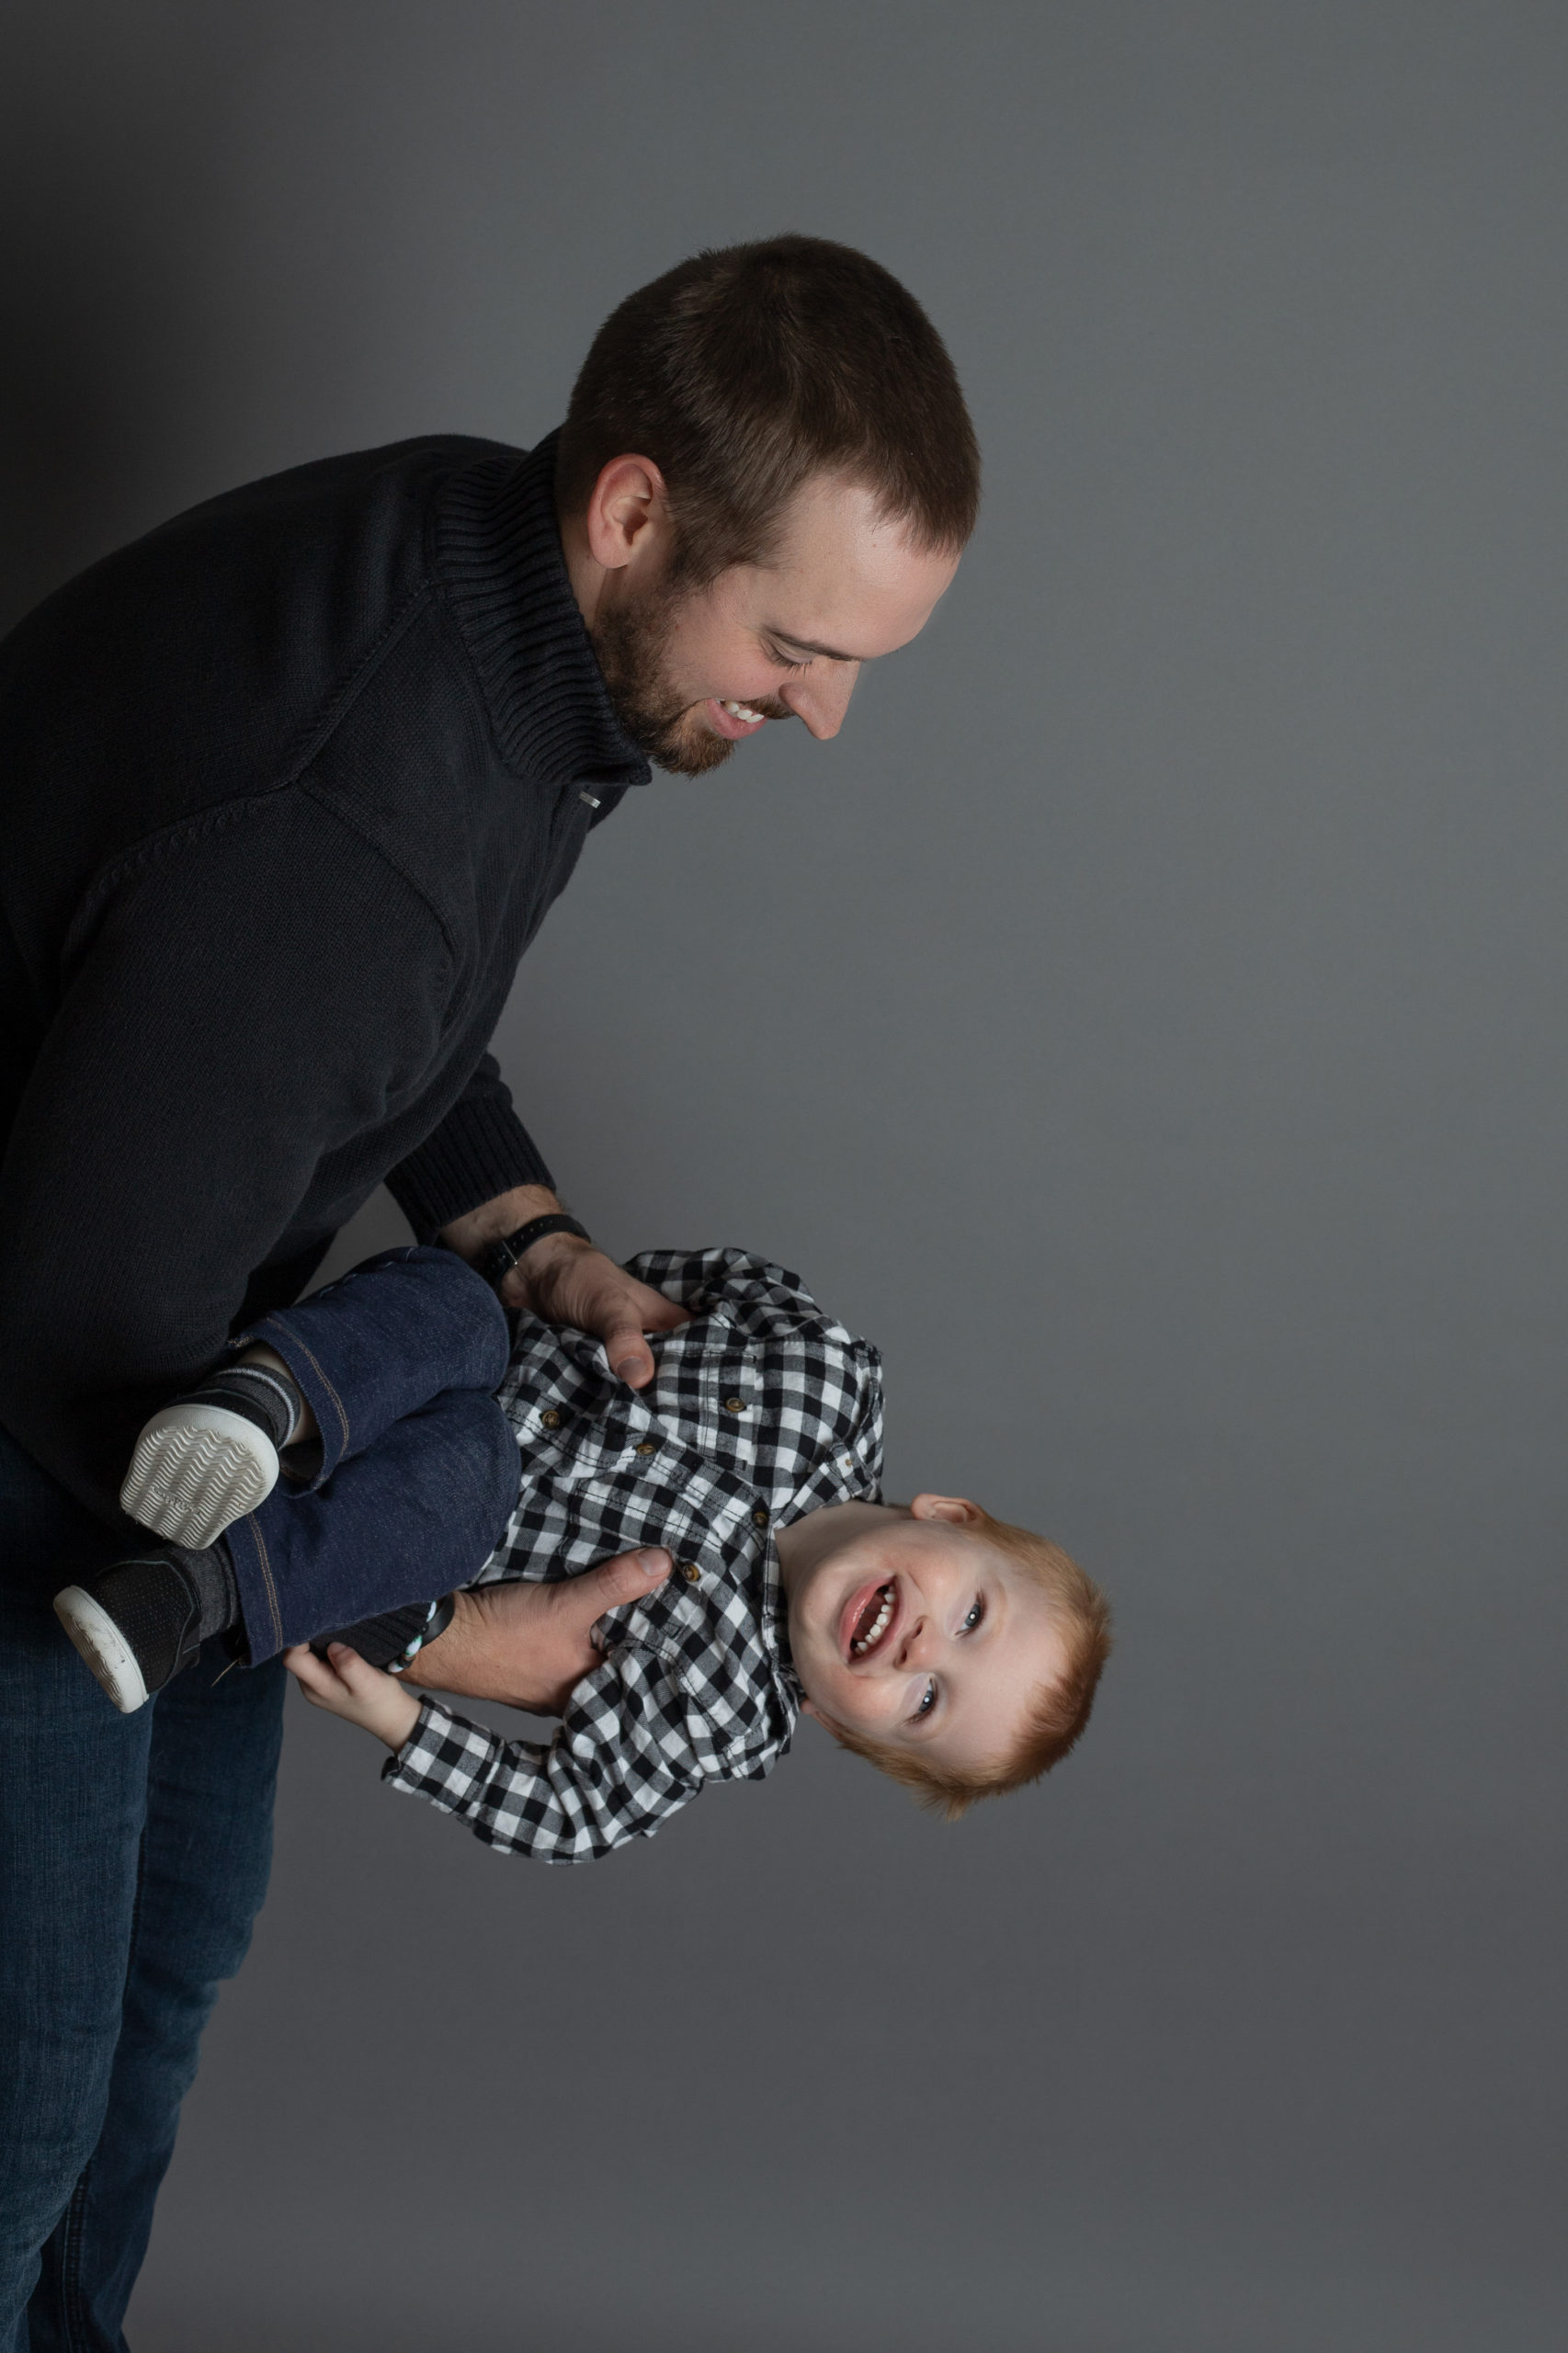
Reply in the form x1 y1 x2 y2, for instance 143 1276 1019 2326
0 807 447 1518
386 1052 692 1387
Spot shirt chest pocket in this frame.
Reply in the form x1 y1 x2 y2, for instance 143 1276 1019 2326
517 1408 649 1486
620 1578 712 1674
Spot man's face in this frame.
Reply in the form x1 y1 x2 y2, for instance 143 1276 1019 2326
779 1500 1071 1778
588 474 961 776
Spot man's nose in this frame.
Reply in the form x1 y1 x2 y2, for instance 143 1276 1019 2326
780 662 859 740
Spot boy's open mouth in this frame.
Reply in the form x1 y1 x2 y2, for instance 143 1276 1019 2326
840 1577 899 1665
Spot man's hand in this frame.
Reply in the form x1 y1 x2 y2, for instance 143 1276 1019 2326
284 1643 422 1751
400 1547 673 1716
440 1184 689 1387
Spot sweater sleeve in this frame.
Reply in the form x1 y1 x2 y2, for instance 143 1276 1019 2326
383 1051 553 1240
0 798 453 1523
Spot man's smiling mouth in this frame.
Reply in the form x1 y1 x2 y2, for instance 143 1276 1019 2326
704 696 768 741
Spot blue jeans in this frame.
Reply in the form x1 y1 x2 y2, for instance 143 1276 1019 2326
0 1428 286 2351
223 1246 519 1659
0 1245 513 2344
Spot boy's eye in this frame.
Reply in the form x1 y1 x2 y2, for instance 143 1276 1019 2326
960 1598 983 1634
912 1678 937 1722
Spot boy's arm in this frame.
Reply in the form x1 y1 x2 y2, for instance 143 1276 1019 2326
287 1643 424 1748
290 1590 773 1867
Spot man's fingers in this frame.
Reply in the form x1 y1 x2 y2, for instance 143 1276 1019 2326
638 1291 693 1333
605 1323 656 1387
575 1546 673 1613
605 1281 692 1382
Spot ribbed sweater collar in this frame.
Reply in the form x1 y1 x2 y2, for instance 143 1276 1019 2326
434 428 652 792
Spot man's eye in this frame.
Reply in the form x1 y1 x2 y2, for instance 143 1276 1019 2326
912 1679 937 1721
960 1598 983 1634
767 645 811 671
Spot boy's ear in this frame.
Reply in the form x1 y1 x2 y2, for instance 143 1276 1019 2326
909 1494 984 1527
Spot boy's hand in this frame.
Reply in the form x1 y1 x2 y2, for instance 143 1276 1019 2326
284 1643 422 1751
400 1547 673 1715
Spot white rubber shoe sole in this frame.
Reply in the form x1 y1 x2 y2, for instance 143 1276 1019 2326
119 1404 280 1547
54 1586 151 1713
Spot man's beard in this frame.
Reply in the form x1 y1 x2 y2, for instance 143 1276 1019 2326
588 582 789 778
589 581 733 776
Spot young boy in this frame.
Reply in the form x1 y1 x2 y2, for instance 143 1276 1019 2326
56 1247 1110 1859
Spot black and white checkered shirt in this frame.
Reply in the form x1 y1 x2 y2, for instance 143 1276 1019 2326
382 1250 884 1863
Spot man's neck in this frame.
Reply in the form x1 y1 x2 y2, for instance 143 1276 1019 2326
556 494 604 631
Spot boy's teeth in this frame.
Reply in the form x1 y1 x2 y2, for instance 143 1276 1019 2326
850 1584 894 1654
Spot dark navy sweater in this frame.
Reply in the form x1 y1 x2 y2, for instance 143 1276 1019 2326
0 429 649 1521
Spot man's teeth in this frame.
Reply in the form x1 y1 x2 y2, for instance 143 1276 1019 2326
721 699 766 724
851 1584 894 1655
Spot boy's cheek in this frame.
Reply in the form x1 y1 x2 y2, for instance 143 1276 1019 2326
799 1668 883 1742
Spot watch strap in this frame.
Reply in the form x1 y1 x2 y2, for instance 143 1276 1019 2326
479 1212 591 1290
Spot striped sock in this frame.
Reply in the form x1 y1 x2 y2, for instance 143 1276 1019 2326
181 1362 303 1452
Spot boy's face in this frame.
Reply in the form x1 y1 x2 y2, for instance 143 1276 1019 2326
778 1498 1071 1777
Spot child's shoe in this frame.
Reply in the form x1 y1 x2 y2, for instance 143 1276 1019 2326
119 1361 304 1547
54 1544 238 1713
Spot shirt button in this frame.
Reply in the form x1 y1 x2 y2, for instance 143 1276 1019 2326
634 1441 656 1456
752 1506 769 1526
680 1562 701 1584
540 1408 562 1429
724 1396 746 1414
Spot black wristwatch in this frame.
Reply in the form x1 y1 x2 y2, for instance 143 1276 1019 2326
478 1212 591 1290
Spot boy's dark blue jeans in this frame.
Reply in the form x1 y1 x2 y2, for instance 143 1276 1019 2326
0 1245 518 2347
225 1246 520 1659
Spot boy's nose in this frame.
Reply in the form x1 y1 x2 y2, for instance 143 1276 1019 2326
894 1614 937 1671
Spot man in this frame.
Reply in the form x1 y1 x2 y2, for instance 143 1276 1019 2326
0 233 977 2343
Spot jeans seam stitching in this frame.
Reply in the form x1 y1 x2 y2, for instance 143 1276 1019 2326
230 1514 283 1655
255 1316 352 1462
249 1518 283 1654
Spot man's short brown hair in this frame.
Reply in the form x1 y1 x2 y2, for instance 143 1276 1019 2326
556 234 980 587
826 1513 1112 1823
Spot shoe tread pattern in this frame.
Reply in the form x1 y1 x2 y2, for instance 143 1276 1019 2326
121 1424 272 1546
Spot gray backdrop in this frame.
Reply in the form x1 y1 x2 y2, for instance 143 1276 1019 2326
4 5 1564 2347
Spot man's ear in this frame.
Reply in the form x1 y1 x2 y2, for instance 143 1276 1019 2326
584 454 671 573
909 1494 984 1527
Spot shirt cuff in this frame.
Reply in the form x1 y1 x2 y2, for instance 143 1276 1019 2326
381 1696 508 1811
